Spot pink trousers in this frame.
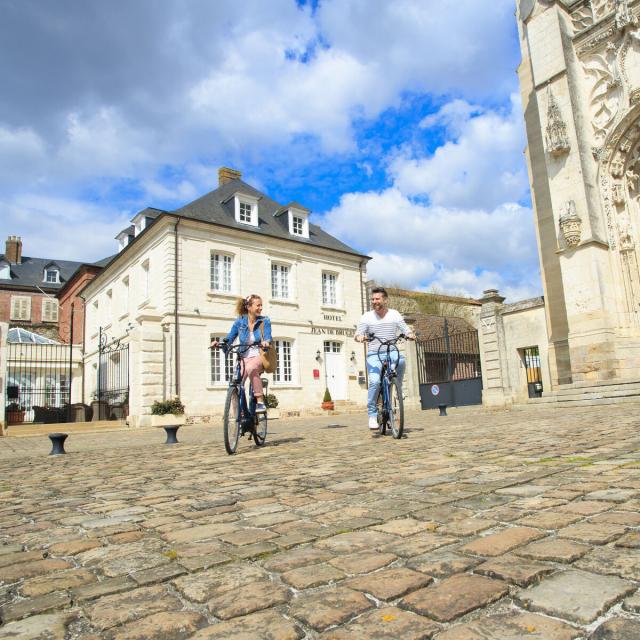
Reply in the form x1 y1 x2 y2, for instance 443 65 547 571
242 356 265 396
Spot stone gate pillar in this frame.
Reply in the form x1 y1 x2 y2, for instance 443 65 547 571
478 290 511 407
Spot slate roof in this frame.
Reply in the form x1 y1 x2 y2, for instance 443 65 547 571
172 179 366 258
0 255 85 292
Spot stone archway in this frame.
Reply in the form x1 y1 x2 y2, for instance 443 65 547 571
599 104 640 326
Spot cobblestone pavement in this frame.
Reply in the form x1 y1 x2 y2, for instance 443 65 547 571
1 404 640 639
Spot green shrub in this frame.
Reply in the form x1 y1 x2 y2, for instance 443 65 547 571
323 388 332 403
264 393 279 409
151 397 185 415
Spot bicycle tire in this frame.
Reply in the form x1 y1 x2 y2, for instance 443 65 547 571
376 388 386 435
253 412 268 446
388 379 404 439
223 387 241 455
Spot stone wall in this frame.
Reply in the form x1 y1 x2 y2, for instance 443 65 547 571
478 289 550 407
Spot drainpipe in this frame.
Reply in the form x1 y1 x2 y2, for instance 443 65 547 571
359 259 368 386
78 292 87 404
174 218 181 397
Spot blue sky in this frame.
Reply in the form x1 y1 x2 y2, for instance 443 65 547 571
0 0 540 300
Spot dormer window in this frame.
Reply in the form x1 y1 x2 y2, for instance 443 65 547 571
0 260 9 279
232 194 259 227
43 265 60 284
287 206 309 238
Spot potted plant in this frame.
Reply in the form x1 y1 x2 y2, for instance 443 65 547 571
265 393 279 419
321 388 334 411
150 397 186 427
6 402 25 425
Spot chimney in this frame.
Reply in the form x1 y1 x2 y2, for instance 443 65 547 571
218 167 242 186
5 236 22 264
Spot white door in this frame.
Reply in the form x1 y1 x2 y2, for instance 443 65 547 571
324 341 346 400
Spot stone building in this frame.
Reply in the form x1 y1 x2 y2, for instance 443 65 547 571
481 1 640 407
81 168 371 426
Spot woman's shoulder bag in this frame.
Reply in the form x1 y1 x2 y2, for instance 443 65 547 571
259 321 277 373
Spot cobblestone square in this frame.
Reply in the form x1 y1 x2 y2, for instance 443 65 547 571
1 403 639 638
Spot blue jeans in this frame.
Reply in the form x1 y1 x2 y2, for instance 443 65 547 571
366 352 405 416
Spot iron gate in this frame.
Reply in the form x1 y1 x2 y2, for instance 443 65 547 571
96 328 129 420
416 323 482 409
6 342 72 424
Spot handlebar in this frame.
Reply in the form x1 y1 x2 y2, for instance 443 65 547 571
209 341 269 353
363 334 408 344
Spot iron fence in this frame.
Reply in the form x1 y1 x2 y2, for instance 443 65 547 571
416 329 482 385
6 342 72 424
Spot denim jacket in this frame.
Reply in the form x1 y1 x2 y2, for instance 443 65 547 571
225 315 272 346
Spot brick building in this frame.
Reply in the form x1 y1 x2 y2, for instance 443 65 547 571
0 236 84 341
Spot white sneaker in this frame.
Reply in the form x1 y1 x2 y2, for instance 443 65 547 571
368 416 378 430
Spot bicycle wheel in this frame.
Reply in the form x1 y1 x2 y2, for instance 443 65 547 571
388 379 404 439
376 389 386 435
223 387 241 455
253 412 268 446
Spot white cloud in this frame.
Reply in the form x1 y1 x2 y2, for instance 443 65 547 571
367 252 436 288
323 96 540 300
0 125 47 186
1 195 131 262
390 94 529 210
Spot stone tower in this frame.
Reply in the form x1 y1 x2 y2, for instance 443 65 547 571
517 0 640 384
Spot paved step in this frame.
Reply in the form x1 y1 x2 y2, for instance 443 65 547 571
5 420 128 438
524 377 640 408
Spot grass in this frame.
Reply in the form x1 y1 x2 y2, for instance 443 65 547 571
163 549 179 561
525 455 595 466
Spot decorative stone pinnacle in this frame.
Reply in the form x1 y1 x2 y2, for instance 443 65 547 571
545 90 571 157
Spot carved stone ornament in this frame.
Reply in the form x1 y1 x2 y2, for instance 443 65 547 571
615 0 638 31
559 201 582 248
612 181 626 203
545 90 571 157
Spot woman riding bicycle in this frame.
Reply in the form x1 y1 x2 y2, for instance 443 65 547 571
210 294 272 413
355 287 415 433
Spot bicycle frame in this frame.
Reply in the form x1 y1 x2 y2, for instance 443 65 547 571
227 346 258 432
367 335 405 437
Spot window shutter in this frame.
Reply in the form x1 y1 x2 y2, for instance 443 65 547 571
43 299 59 322
11 296 31 321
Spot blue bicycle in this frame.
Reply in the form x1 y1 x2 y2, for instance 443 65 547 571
215 342 268 455
368 334 406 439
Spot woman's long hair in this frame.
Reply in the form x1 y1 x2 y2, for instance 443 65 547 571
235 294 261 316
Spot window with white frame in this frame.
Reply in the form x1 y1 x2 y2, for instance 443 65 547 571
141 260 150 300
44 267 60 284
292 215 304 235
271 263 290 300
210 336 234 384
239 202 252 223
122 276 129 315
10 296 31 321
322 272 338 306
273 339 293 383
0 262 10 279
42 298 59 323
210 253 233 292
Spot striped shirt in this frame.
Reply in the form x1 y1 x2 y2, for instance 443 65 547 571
356 309 410 354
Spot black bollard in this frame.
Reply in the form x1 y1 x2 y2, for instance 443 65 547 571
48 433 68 456
163 425 180 444
438 404 447 417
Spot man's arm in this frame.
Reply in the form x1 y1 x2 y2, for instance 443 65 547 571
354 315 369 343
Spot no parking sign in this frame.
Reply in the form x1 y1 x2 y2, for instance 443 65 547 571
431 384 440 396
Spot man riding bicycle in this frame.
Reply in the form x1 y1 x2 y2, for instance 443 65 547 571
355 287 415 434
